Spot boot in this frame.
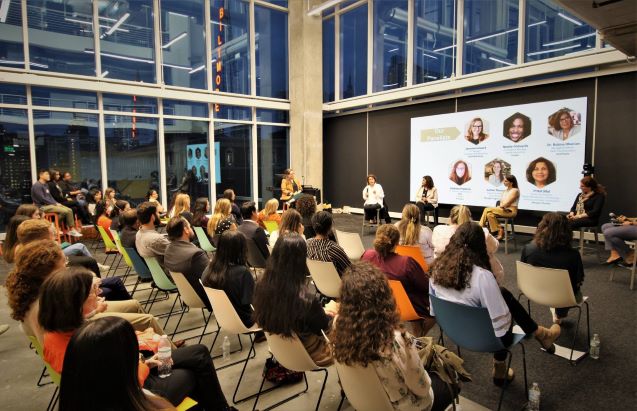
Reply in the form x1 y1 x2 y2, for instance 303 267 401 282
534 324 561 353
492 359 514 386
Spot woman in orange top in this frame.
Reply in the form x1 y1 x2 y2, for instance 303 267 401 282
39 268 234 410
94 200 114 240
257 198 282 229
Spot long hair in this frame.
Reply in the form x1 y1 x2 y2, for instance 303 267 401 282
94 200 109 220
263 198 279 216
431 222 491 291
208 198 232 234
465 117 488 142
59 317 161 411
2 215 30 263
581 176 606 195
15 204 40 218
38 268 93 333
448 205 472 225
450 160 471 185
203 230 248 289
171 193 191 217
423 175 434 189
373 224 400 259
506 175 519 189
17 219 53 244
279 209 303 235
110 200 129 219
192 197 210 227
104 187 115 201
253 234 311 336
331 262 399 366
88 188 102 204
296 195 316 219
534 212 573 251
396 204 421 246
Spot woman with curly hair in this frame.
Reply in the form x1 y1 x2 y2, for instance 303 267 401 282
207 198 237 238
430 222 560 386
296 194 317 239
395 203 434 266
449 160 471 186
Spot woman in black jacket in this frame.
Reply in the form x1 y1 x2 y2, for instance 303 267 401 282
567 176 606 229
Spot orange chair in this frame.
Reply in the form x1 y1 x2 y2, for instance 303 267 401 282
44 213 71 244
395 244 428 272
388 279 421 321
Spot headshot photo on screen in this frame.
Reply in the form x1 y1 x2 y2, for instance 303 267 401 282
503 112 532 143
465 117 489 145
195 147 202 159
484 158 510 187
526 157 556 189
449 159 471 186
188 148 193 159
548 108 581 141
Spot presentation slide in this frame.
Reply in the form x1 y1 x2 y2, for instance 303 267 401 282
186 142 221 184
410 97 587 212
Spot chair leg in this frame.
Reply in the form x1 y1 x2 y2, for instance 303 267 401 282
37 366 53 387
252 365 313 411
584 301 590 344
46 386 59 411
496 350 513 411
233 335 280 404
504 220 509 255
313 368 329 411
569 306 583 365
520 343 528 399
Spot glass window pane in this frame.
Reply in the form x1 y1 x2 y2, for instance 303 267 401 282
160 0 207 89
103 94 158 114
0 83 27 104
256 109 288 124
464 0 518 74
215 105 251 121
340 4 368 99
214 122 252 201
0 0 24 69
373 0 408 92
31 87 97 110
163 100 208 118
105 115 159 203
261 0 287 7
0 108 30 232
414 0 456 84
164 119 210 199
323 18 335 102
33 111 101 190
525 0 596 62
255 5 288 99
211 0 250 95
257 125 288 208
99 0 156 83
27 0 95 75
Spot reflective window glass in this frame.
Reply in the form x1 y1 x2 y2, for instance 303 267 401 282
525 0 596 62
373 0 408 92
214 122 252 201
211 0 250 95
0 0 24 69
163 100 208 118
255 5 289 99
261 0 287 7
215 105 251 121
164 119 210 200
0 108 30 232
31 87 97 110
160 0 207 89
99 0 156 83
105 115 159 203
464 0 518 74
256 109 288 124
340 4 368 99
103 94 158 114
323 18 335 102
257 125 288 208
0 83 27 104
414 0 456 84
27 0 96 75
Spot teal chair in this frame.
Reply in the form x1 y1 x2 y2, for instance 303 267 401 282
142 256 184 327
124 247 159 302
430 294 528 411
194 226 216 253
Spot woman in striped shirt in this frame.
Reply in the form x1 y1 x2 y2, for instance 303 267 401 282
306 211 351 276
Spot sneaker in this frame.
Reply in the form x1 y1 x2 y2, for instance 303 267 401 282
97 263 110 272
68 228 83 237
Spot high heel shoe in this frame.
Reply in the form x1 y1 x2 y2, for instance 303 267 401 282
602 257 623 265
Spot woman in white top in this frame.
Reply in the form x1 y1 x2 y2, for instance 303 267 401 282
363 174 391 224
432 205 504 283
430 222 560 386
487 161 504 187
478 175 520 240
395 204 434 266
415 176 439 225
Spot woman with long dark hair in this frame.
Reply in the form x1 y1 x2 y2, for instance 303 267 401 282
1 215 30 263
253 234 334 366
268 208 304 247
415 175 439 225
192 197 211 229
567 176 606 229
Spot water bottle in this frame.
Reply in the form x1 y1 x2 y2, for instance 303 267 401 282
157 335 172 378
589 333 600 359
222 336 231 361
528 382 540 411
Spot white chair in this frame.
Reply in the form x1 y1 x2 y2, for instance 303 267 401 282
516 261 590 364
334 361 394 411
168 272 217 342
609 240 636 290
306 259 341 299
335 230 365 261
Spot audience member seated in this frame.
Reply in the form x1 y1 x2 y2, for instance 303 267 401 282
192 197 211 229
15 204 42 219
521 213 585 323
478 175 520 240
48 169 90 224
104 187 117 210
109 200 131 232
223 189 243 225
119 209 140 250
363 174 391 224
415 175 439 225
306 211 351 276
30 169 82 237
87 188 102 217
257 198 282 229
296 194 317 239
395 203 434 266
362 225 435 337
430 223 561 386
268 209 304 247
168 193 193 223
203 230 257 327
602 214 637 265
146 189 165 214
207 198 237 239
253 234 335 366
237 201 270 260
94 200 114 243
2 215 30 263
59 172 87 209
432 205 504 283
164 217 212 311
136 202 170 265
567 176 606 229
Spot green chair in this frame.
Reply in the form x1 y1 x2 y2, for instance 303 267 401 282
28 335 61 411
96 226 121 276
110 229 133 282
263 220 279 235
142 256 184 328
193 226 216 253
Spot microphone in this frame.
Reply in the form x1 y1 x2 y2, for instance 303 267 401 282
609 212 616 219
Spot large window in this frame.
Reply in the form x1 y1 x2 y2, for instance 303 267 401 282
373 0 408 92
0 0 24 69
257 125 288 207
103 94 158 114
211 0 250 95
255 5 288 99
31 87 97 110
323 17 335 102
214 122 252 201
414 0 456 84
0 108 30 232
340 4 368 99
0 83 27 104
160 0 207 89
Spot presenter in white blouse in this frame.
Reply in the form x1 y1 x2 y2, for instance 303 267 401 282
415 175 439 225
479 175 520 240
363 174 391 224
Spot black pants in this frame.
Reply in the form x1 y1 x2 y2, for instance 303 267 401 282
495 287 538 361
364 204 391 223
145 344 229 410
430 373 458 411
568 218 598 229
416 202 438 225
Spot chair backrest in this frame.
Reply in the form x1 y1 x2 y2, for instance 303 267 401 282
96 225 117 250
142 256 177 291
335 230 365 261
395 245 428 272
20 328 62 386
170 271 207 310
193 226 215 253
387 280 421 321
124 247 153 281
110 230 133 268
430 294 504 353
265 332 321 372
306 259 342 298
263 220 279 234
246 238 268 269
335 361 394 411
203 286 253 334
516 261 577 308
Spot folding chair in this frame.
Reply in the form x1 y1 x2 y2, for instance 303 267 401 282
395 244 429 272
334 360 394 411
168 271 218 343
110 229 133 282
387 280 421 322
124 247 164 302
306 259 341 299
142 256 184 326
263 220 279 235
19 327 61 411
96 225 121 276
335 230 365 261
246 238 268 274
193 226 216 253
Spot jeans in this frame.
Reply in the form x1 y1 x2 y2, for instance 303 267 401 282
602 223 637 259
62 243 91 257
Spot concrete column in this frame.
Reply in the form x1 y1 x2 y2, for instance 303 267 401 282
288 0 323 193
